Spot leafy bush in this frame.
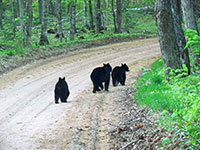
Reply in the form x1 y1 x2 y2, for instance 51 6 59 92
133 59 200 149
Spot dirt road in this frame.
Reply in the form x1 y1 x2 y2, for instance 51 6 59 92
0 38 160 150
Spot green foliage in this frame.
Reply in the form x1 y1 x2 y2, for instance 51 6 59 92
133 58 200 149
185 28 200 70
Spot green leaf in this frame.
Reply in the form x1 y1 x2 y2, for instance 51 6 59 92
162 137 169 146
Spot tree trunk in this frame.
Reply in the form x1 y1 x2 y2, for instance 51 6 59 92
116 0 122 33
181 0 200 67
69 2 75 40
83 0 88 27
56 0 63 41
39 0 49 45
171 0 190 74
49 0 56 16
0 0 3 30
12 0 17 37
88 0 94 31
18 0 26 46
26 0 32 46
95 0 101 33
111 0 117 33
155 0 182 72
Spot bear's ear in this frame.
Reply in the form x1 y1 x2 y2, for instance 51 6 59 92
121 63 123 66
103 63 106 66
63 77 65 80
59 77 62 81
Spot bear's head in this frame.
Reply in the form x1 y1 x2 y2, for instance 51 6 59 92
121 63 129 72
103 63 112 72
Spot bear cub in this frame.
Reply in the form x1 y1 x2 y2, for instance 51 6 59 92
90 63 112 93
112 63 129 86
54 77 70 104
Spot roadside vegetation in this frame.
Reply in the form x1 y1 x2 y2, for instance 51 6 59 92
134 29 200 149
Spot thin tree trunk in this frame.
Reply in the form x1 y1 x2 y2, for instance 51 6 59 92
95 0 101 33
88 0 94 31
18 0 26 46
181 0 200 67
116 0 122 33
12 0 17 37
69 2 75 40
39 0 49 45
0 0 3 29
155 0 182 72
83 0 88 27
111 0 117 33
49 0 56 16
72 0 77 33
56 0 63 41
171 0 190 74
26 0 32 46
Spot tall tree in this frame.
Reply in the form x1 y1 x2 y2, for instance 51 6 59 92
69 1 76 40
116 0 122 33
39 0 49 45
181 0 200 67
88 0 94 31
26 0 33 46
95 0 101 33
56 0 63 41
18 0 26 46
155 0 182 72
171 0 190 74
111 0 117 33
83 0 88 27
38 0 42 24
0 0 3 29
12 0 17 37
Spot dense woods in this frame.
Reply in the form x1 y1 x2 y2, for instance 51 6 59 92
0 0 200 149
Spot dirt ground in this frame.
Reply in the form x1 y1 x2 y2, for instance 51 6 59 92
0 38 162 150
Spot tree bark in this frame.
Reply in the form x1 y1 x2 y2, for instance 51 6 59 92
155 0 182 72
12 0 17 37
56 0 63 41
39 0 49 45
95 0 101 33
181 0 200 67
88 0 94 31
111 0 117 33
69 2 75 40
116 0 122 33
26 0 32 46
18 0 26 46
83 0 88 27
171 0 190 74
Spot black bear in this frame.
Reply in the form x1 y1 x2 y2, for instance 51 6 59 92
90 63 112 93
112 63 129 86
54 77 70 104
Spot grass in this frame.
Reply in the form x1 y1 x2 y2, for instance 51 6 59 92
133 58 200 149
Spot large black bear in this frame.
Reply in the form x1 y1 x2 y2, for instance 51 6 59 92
90 63 112 93
54 77 70 104
112 63 129 86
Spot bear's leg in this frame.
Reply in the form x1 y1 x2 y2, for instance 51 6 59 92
120 73 126 85
112 77 117 86
105 81 110 91
99 82 103 90
93 82 98 93
61 97 67 103
55 95 59 104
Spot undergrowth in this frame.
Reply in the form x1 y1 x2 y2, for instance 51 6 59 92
133 59 200 149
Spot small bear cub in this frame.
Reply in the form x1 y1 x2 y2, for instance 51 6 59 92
90 63 112 93
112 63 129 86
54 77 70 104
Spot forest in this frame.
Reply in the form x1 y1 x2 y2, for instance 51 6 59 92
0 0 200 149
